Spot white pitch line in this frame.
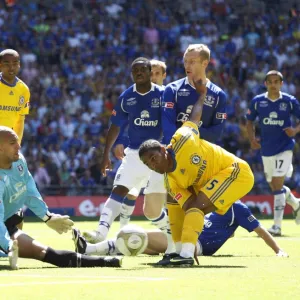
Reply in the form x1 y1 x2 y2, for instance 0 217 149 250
0 274 168 280
0 278 171 287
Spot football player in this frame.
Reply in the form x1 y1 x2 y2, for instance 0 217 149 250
246 70 300 236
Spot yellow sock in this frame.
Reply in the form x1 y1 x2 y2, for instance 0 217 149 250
181 208 204 245
167 203 185 243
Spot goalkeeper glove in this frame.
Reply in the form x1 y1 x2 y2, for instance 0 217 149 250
8 240 19 270
45 213 74 234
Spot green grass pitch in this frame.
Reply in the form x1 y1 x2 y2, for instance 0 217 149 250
0 219 299 300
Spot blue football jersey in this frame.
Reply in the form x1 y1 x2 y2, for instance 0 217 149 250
162 77 227 144
247 92 300 156
110 83 164 149
0 153 48 252
199 201 260 256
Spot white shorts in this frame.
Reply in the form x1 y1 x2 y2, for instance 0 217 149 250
144 171 166 194
262 150 293 182
114 148 151 192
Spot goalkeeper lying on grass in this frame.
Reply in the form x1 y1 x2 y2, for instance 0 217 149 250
72 201 288 260
0 126 122 270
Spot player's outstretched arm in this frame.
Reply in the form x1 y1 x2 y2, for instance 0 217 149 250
254 226 288 257
189 79 207 125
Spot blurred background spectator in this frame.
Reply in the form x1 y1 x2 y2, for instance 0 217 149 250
1 0 299 195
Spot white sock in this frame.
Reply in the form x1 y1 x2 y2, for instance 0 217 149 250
180 243 195 258
97 194 124 239
175 242 182 254
86 238 119 255
149 210 175 254
273 189 286 228
284 185 300 211
119 197 136 228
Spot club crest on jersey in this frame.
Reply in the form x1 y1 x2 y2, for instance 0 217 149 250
204 95 215 107
126 98 137 106
151 98 160 108
190 153 201 165
279 102 287 111
19 96 25 106
112 109 116 116
17 164 24 174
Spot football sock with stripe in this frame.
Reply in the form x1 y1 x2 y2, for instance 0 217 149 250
120 197 136 228
86 238 119 256
273 189 286 228
181 208 204 258
97 193 124 239
167 203 185 253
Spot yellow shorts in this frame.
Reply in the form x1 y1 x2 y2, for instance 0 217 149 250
200 161 254 215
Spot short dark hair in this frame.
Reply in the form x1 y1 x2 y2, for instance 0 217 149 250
138 139 162 158
131 57 151 71
0 49 19 62
265 70 283 82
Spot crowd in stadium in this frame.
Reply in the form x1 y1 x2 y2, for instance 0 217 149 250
0 0 299 195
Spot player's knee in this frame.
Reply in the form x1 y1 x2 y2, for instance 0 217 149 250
270 177 285 191
143 205 161 220
112 185 129 198
182 192 214 214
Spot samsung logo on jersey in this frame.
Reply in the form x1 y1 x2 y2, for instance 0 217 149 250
263 111 284 126
0 105 22 112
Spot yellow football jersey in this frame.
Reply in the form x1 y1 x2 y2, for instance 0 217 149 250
165 121 241 204
0 76 30 128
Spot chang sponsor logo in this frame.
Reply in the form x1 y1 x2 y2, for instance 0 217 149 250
177 105 193 123
134 110 158 127
262 111 284 126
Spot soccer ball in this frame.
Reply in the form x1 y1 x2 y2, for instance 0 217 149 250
116 225 148 256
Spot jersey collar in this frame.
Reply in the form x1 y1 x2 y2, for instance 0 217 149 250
184 77 210 89
133 83 155 95
264 92 282 102
0 73 18 87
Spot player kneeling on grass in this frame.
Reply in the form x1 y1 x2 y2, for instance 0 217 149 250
0 126 122 269
72 201 288 259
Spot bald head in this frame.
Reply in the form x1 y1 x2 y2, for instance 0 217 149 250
0 126 18 142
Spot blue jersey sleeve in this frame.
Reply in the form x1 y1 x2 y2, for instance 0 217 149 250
233 202 260 232
199 90 227 143
161 85 177 144
24 170 49 219
110 95 129 127
291 97 300 119
246 98 258 121
0 181 13 253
